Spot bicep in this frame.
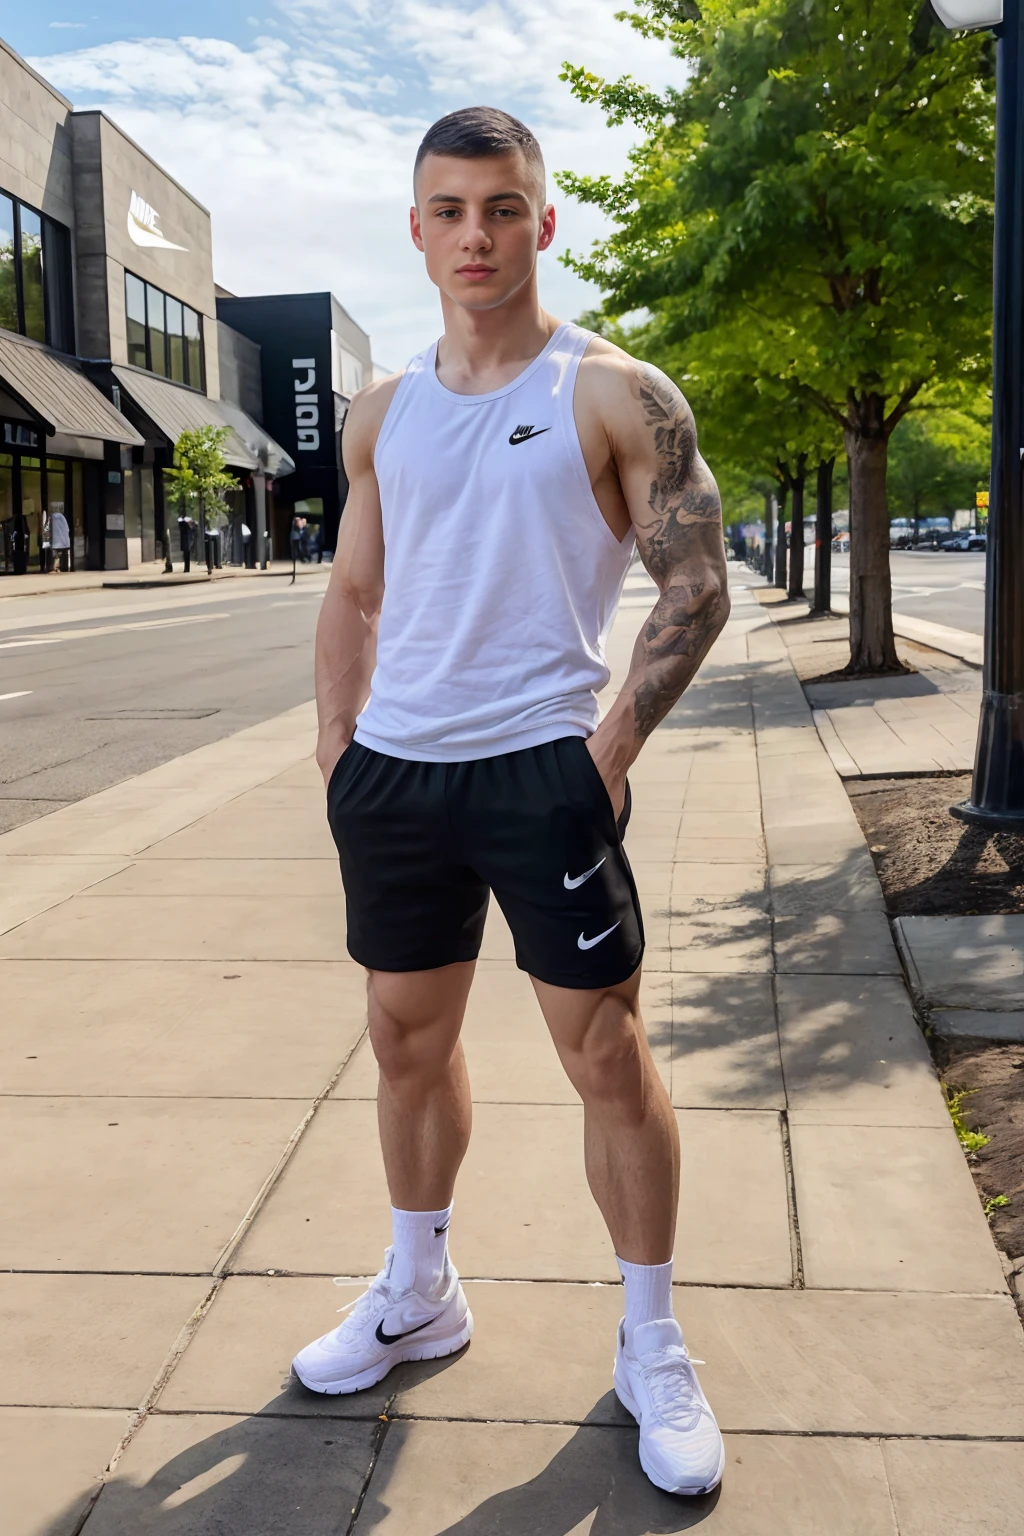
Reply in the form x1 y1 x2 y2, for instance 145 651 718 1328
616 364 725 589
328 406 386 615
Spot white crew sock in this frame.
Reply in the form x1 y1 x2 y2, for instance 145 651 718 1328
617 1256 675 1351
391 1204 453 1294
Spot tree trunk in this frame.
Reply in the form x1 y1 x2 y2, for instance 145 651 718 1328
810 456 834 614
773 484 788 588
787 455 808 598
763 490 774 579
845 402 902 674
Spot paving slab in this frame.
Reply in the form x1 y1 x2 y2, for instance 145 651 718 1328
0 892 354 963
670 974 784 1109
93 857 343 897
668 910 773 973
896 914 1024 1009
137 802 336 860
881 1439 1024 1536
83 1412 377 1535
389 1282 1024 1436
790 1120 1009 1292
776 975 946 1125
0 856 130 936
768 856 883 915
0 1096 303 1272
669 861 767 914
352 1420 898 1535
774 911 901 975
234 1102 793 1286
0 961 365 1097
0 1273 211 1408
1 1407 128 1536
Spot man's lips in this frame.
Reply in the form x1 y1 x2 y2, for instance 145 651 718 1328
456 265 496 281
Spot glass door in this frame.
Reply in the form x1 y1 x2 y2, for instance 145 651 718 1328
21 457 43 571
46 459 69 572
0 453 13 574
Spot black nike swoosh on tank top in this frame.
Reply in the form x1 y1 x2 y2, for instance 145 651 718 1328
508 425 550 445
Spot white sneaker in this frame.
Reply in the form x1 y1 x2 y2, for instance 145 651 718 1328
292 1247 473 1395
614 1317 725 1496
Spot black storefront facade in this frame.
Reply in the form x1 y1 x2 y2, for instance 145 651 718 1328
215 292 373 554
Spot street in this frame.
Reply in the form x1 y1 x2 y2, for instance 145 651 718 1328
0 576 329 834
831 549 985 635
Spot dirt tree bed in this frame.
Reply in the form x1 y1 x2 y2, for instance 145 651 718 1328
932 1035 1024 1265
847 772 1024 917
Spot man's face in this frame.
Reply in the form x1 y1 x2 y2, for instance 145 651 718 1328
410 151 556 311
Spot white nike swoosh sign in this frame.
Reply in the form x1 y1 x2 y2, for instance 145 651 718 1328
564 858 606 890
577 921 621 950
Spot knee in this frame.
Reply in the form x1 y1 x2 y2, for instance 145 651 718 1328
366 979 458 1091
570 1006 646 1109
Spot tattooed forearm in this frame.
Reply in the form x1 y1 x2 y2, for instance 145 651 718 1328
632 575 729 738
628 364 729 740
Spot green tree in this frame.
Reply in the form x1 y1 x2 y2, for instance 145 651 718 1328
559 0 994 672
163 425 236 554
886 407 989 535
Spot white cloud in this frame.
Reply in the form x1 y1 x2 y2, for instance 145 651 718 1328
48 20 87 27
30 3 679 366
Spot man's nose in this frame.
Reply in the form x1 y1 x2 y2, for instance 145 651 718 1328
459 218 492 253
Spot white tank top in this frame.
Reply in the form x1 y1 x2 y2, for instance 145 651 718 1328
354 321 634 762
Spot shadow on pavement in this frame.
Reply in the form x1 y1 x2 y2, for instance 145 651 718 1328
37 1393 717 1535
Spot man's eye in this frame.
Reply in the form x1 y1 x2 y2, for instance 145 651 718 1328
436 208 460 219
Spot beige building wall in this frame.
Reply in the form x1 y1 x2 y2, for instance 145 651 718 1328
0 40 75 228
69 111 220 397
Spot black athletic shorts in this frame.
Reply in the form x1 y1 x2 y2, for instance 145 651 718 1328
326 735 644 989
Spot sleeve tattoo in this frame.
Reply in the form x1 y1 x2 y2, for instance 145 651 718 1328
630 366 729 740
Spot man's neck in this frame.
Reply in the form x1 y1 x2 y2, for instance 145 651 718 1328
435 285 561 396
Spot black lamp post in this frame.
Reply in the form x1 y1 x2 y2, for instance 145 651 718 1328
935 0 1024 831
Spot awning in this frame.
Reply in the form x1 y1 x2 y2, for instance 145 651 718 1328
111 365 258 470
0 332 143 446
213 400 295 479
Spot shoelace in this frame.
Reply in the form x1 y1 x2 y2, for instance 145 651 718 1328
642 1348 708 1431
329 1252 398 1335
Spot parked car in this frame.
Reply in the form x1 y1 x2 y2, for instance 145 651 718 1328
944 531 986 551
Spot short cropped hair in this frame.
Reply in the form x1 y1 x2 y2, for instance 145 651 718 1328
414 107 545 197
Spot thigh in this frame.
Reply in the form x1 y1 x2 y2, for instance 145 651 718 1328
328 743 489 972
368 961 476 1074
458 736 644 990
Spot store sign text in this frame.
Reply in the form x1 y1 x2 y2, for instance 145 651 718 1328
127 191 188 252
293 359 319 451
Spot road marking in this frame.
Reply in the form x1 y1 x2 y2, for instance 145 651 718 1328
0 690 32 701
0 613 230 650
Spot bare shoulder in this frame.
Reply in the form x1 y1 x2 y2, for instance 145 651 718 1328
342 371 405 470
576 336 695 443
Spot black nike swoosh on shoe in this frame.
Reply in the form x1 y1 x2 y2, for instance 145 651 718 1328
508 425 551 445
375 1314 441 1347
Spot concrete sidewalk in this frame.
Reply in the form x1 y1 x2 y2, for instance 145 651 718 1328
0 563 327 601
3 573 1024 1533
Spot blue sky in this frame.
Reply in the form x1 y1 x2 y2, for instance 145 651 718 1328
10 4 679 366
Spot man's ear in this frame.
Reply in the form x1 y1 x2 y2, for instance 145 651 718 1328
538 203 556 252
410 204 425 252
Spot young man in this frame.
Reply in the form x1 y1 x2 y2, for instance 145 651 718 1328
295 107 730 1497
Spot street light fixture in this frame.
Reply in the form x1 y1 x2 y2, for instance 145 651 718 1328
935 0 1024 831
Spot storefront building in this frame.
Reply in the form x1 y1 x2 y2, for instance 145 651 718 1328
0 36 297 574
214 292 374 555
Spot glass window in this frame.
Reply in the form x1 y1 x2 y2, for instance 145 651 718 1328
123 466 142 542
146 283 166 376
125 272 148 369
19 206 45 343
0 194 16 334
42 217 74 352
166 296 185 383
140 465 156 561
184 306 203 390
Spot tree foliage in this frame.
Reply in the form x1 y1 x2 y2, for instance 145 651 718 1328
163 425 235 528
558 0 995 669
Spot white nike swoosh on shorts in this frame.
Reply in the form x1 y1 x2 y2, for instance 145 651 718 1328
577 921 621 950
564 858 606 890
